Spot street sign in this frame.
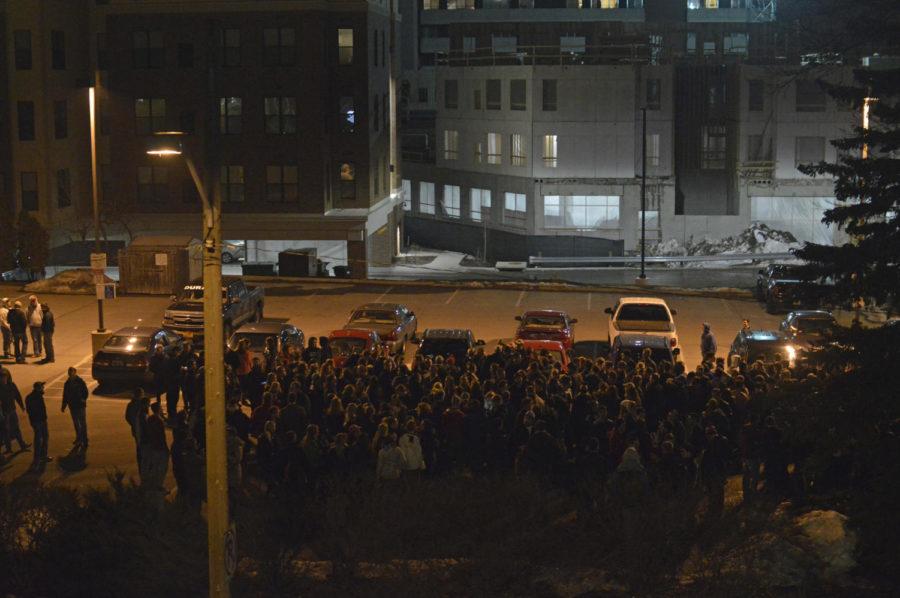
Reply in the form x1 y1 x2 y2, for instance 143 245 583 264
90 252 107 271
224 527 237 578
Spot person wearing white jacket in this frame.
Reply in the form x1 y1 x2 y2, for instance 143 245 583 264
26 295 43 358
0 298 11 358
376 434 407 481
398 420 426 474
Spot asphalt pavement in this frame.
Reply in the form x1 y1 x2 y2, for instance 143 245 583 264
0 279 784 490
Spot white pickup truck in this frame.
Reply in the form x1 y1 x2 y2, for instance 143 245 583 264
604 297 680 352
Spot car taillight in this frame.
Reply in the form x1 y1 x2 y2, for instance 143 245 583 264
670 338 677 348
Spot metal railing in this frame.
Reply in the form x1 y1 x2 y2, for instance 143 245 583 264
529 252 795 266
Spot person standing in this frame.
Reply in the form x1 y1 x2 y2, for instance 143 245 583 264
0 298 11 359
148 345 166 405
26 296 43 358
39 304 55 364
140 402 169 506
62 367 89 448
700 323 717 364
7 301 27 363
0 369 30 452
25 381 50 472
125 389 149 469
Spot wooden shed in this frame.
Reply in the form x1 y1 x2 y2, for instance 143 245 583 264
118 236 201 295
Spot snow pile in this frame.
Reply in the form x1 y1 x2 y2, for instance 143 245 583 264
24 268 113 295
651 224 803 268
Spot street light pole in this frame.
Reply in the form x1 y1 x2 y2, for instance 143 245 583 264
88 85 105 332
638 106 648 283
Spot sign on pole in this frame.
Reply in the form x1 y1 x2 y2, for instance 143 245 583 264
91 252 107 285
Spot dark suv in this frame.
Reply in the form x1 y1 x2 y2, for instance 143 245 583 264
758 264 831 314
416 329 482 363
728 329 795 366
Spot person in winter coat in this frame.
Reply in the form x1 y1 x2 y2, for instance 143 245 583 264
376 434 407 481
62 367 89 448
125 389 149 468
0 298 11 358
7 302 28 363
140 402 169 505
38 304 55 363
398 420 425 474
0 368 30 452
26 296 43 358
700 323 717 364
25 381 50 471
700 425 731 517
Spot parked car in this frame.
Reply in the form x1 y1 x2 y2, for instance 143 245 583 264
328 328 381 368
609 334 681 366
759 265 833 313
756 264 804 300
518 339 570 372
163 276 264 343
514 310 577 350
92 326 184 388
727 329 796 367
221 241 246 264
228 321 304 363
416 328 482 363
605 297 679 351
344 303 417 354
778 310 837 350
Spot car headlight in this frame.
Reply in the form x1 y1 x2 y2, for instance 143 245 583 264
785 345 797 362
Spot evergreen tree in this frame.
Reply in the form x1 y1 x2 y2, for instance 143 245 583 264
796 67 900 311
16 211 50 278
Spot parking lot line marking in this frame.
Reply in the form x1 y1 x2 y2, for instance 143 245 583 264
445 289 459 305
516 290 526 307
375 287 393 302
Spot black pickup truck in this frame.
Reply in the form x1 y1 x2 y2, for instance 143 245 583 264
162 277 264 343
757 264 832 314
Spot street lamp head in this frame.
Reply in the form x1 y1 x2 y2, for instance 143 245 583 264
146 132 186 157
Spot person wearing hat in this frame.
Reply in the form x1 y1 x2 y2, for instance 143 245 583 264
25 381 50 471
700 322 717 365
7 301 27 363
0 298 11 359
38 303 55 364
0 368 30 453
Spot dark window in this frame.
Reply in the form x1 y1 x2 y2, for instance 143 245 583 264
222 29 241 67
51 31 66 70
17 102 35 141
373 29 378 67
133 31 164 68
96 33 109 70
14 30 32 70
137 166 168 202
748 79 764 111
444 79 458 109
339 97 356 133
179 109 196 135
263 28 295 66
220 166 245 203
21 172 38 211
646 78 661 110
264 97 297 134
266 166 298 202
219 97 242 134
54 100 68 139
56 169 71 208
701 125 726 169
382 30 387 67
796 79 826 112
182 178 201 204
383 93 388 133
510 79 526 111
542 79 557 111
418 87 428 103
339 162 356 200
373 94 380 132
795 136 825 168
486 79 501 110
177 43 194 68
99 98 109 135
135 98 166 135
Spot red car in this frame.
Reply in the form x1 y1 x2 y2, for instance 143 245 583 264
514 310 577 350
519 340 570 372
328 328 381 368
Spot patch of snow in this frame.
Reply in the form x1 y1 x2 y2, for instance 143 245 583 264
650 223 803 268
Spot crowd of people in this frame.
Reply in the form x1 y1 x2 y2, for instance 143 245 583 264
118 325 811 516
1 295 56 364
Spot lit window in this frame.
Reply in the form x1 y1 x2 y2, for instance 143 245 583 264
471 188 491 222
705 0 718 8
646 133 660 167
419 182 435 214
220 166 244 203
504 192 527 228
443 185 461 218
338 28 354 65
443 130 459 160
339 97 356 133
339 162 356 200
510 134 526 166
542 195 620 229
219 97 242 134
542 135 558 168
600 0 618 8
487 133 502 165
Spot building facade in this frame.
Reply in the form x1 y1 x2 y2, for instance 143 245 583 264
398 0 856 260
3 0 403 277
